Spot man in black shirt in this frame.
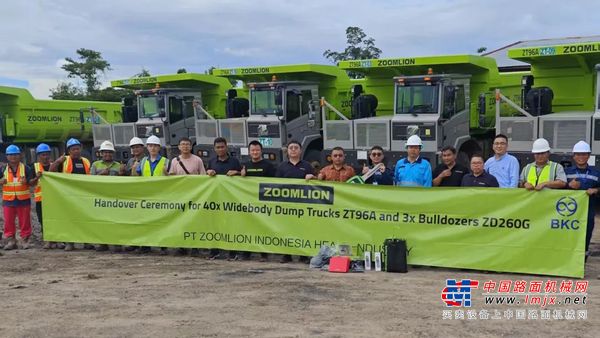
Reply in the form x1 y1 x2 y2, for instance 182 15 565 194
461 154 499 187
242 141 276 178
276 140 315 263
207 137 242 260
241 140 276 261
276 141 315 180
432 146 468 187
207 137 242 176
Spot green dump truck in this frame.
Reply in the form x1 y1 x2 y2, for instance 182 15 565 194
327 54 528 165
0 85 121 161
496 41 600 166
105 73 239 160
211 64 355 163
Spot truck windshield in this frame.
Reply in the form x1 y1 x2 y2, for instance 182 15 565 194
139 96 160 118
395 85 439 114
251 89 282 115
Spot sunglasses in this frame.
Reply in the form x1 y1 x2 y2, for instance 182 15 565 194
332 154 344 158
370 152 383 156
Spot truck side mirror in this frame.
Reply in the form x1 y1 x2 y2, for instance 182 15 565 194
158 97 166 118
275 91 283 106
478 94 486 115
308 100 318 120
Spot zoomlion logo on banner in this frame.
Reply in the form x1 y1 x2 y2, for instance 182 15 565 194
441 279 479 307
258 183 334 205
551 197 580 230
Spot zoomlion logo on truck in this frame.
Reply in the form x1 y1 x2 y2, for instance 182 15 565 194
27 115 62 123
113 77 159 86
515 43 600 57
217 67 271 75
344 58 416 68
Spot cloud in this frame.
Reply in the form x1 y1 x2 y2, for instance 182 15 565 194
1 0 599 98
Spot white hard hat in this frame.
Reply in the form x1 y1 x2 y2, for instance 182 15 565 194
405 135 423 147
99 140 115 152
572 140 591 153
146 135 162 146
531 138 551 153
129 137 144 147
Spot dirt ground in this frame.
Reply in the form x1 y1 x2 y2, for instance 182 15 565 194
0 214 599 337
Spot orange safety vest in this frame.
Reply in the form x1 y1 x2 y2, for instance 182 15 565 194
63 156 90 175
33 162 44 202
2 163 30 201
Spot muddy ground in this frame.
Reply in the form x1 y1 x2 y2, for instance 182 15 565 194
0 214 598 337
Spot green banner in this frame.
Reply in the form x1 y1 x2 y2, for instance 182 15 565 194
42 172 588 277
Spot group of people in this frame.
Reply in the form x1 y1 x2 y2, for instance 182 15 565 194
1 132 598 261
324 134 598 259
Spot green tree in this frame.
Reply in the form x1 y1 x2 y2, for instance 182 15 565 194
323 26 382 63
49 82 86 100
61 48 111 94
133 68 151 77
177 68 187 74
88 87 133 102
477 47 487 54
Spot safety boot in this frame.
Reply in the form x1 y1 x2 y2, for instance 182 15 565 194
3 237 17 250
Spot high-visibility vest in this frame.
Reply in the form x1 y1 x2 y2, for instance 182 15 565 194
141 156 167 177
63 156 90 175
33 162 45 202
2 163 30 201
525 161 558 186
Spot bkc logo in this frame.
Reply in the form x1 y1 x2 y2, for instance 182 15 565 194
441 279 479 307
551 197 580 230
556 197 577 217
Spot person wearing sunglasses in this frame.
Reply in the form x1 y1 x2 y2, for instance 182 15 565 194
362 146 393 185
318 147 355 182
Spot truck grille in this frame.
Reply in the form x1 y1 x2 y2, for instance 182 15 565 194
247 122 280 138
543 120 588 151
93 125 112 147
392 123 436 141
500 120 535 142
355 122 388 148
113 124 136 146
219 120 247 145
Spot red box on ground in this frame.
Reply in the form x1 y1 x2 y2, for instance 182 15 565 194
329 256 351 273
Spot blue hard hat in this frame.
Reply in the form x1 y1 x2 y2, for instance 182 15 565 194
36 143 51 154
5 144 21 155
66 138 81 149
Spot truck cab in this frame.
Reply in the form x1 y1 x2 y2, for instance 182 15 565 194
212 65 353 164
133 87 199 146
95 73 234 161
390 73 471 163
244 80 320 162
497 41 600 167
328 55 525 166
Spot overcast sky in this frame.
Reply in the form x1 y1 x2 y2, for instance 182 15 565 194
1 0 598 98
